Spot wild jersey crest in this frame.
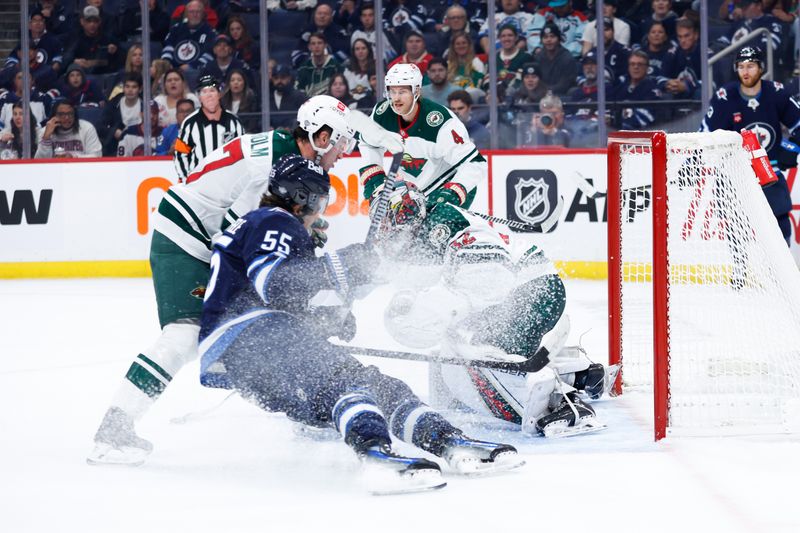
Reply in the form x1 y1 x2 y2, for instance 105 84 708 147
426 111 444 127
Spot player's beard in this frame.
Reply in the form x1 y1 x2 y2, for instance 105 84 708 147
738 72 762 89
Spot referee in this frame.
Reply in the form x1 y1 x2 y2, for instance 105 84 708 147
173 74 244 181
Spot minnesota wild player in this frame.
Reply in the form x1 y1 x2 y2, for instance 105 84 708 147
372 182 613 437
359 63 488 211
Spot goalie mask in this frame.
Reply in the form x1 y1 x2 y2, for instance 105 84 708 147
370 181 427 256
296 95 357 165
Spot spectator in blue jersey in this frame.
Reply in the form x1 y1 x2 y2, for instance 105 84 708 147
384 0 435 42
639 0 679 40
701 46 800 244
155 98 195 155
56 64 106 108
62 6 124 75
660 18 703 99
447 90 490 149
636 21 677 82
201 34 254 91
4 11 63 77
478 0 535 54
161 0 218 72
609 50 663 130
532 22 580 96
0 70 54 130
530 0 588 59
719 0 783 55
294 3 351 66
591 17 630 83
0 49 58 94
35 0 75 46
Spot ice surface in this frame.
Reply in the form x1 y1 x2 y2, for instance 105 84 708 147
1 278 798 533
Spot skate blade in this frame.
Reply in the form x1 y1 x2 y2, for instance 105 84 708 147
365 466 447 496
542 418 608 439
86 443 149 467
450 451 526 477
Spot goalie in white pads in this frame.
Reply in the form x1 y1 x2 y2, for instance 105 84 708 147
371 182 615 437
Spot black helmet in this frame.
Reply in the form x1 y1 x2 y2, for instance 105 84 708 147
268 154 331 216
734 46 763 70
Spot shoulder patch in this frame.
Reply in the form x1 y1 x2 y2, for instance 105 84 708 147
427 223 452 247
716 87 728 100
426 110 444 127
774 81 784 91
376 100 390 115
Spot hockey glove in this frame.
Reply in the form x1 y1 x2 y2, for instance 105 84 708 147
310 218 329 248
426 183 468 209
324 242 380 295
310 306 357 342
360 164 386 202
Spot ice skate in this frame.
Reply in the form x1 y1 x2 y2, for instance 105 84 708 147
87 407 153 466
439 433 525 475
358 440 446 495
536 392 607 438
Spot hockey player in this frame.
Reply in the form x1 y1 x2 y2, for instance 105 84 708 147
87 95 404 466
198 154 523 492
701 46 800 243
371 182 610 437
358 63 488 212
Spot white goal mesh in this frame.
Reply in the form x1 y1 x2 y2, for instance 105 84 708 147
612 130 800 436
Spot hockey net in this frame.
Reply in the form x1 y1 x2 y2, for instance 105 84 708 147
607 130 800 440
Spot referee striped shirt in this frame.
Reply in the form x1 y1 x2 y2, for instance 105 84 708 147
173 108 244 180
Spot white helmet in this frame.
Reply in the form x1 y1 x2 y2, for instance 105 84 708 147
296 95 357 159
384 63 423 108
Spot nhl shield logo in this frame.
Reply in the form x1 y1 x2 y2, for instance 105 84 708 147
514 178 550 225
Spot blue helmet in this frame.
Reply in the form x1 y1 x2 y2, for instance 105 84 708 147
268 154 331 215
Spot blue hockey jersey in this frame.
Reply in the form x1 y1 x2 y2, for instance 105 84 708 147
701 80 800 161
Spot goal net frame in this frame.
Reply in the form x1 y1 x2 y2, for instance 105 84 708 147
606 130 800 441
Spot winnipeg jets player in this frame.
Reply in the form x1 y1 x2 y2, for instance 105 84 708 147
198 154 523 493
701 46 800 243
88 96 403 466
358 63 488 211
373 182 611 437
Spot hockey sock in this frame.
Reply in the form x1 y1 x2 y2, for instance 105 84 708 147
332 392 391 452
389 400 461 457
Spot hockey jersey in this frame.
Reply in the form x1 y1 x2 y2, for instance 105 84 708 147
153 130 300 263
198 206 331 381
161 22 216 69
362 97 487 208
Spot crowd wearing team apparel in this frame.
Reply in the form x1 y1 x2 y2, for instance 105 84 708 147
1 0 799 156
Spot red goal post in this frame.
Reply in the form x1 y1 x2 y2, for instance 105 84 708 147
607 130 800 441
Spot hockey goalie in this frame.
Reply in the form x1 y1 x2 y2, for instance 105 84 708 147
370 182 617 437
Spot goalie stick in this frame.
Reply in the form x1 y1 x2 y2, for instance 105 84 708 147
344 345 551 374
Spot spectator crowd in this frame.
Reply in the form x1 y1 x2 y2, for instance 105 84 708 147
1 0 798 156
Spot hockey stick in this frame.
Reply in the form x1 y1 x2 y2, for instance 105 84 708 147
468 194 564 233
169 391 236 425
366 152 405 241
346 345 550 374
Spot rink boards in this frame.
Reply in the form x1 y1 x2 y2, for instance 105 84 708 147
2 151 800 278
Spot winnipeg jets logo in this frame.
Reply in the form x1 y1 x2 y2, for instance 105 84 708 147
744 123 776 151
177 41 199 62
747 98 760 111
514 178 550 226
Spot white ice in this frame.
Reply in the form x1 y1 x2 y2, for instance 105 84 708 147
1 277 798 533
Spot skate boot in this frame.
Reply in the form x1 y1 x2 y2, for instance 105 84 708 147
87 407 153 466
536 391 606 438
358 440 446 495
573 363 621 400
438 433 525 475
